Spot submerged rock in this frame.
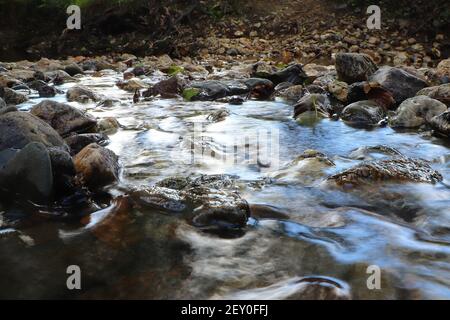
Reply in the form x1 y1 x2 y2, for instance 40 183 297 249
335 53 378 84
328 157 443 186
349 145 403 161
341 100 385 127
73 143 119 189
96 117 120 134
389 96 447 128
30 100 97 137
130 174 250 229
207 108 230 122
369 66 428 103
0 111 67 151
0 142 53 203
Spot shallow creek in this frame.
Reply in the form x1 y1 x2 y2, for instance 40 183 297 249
1 70 450 299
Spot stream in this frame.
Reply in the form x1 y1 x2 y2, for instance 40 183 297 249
1 69 450 299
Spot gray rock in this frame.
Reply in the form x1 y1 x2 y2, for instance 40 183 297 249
430 111 450 137
341 100 385 127
30 100 97 137
66 85 99 102
293 94 332 119
328 157 443 186
416 83 450 107
335 53 378 84
189 81 231 101
0 142 53 203
253 63 308 85
0 97 5 109
369 66 428 103
389 96 447 128
0 111 67 151
64 64 84 77
1 87 28 105
65 133 109 155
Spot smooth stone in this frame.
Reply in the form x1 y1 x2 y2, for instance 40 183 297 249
341 100 385 127
389 96 447 128
335 53 378 84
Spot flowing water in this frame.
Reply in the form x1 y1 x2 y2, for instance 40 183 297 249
1 70 450 299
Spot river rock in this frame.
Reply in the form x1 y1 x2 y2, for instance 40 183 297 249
27 80 58 98
416 83 450 107
65 133 109 155
389 96 447 128
0 97 5 109
96 117 120 134
188 81 231 101
1 87 28 105
48 146 76 197
64 64 84 77
143 76 185 98
131 174 250 229
328 157 443 186
335 53 378 84
0 111 67 151
254 63 307 85
73 143 119 189
430 111 450 137
0 142 53 203
369 66 428 103
328 81 348 102
293 94 332 119
66 85 99 102
436 58 450 79
30 100 97 136
341 100 385 127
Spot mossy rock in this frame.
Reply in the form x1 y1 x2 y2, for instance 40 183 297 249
182 88 200 101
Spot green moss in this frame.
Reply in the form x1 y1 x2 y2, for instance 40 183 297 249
182 88 200 101
167 65 184 76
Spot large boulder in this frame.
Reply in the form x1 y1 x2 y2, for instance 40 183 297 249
341 100 385 127
335 53 378 84
0 142 53 203
389 96 447 128
30 100 97 137
73 143 119 189
0 111 67 151
369 66 428 104
416 83 450 107
328 157 443 186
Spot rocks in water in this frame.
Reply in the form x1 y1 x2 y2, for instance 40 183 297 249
143 76 185 98
66 85 99 103
73 143 119 189
30 100 97 137
64 63 84 77
207 108 230 122
244 78 274 100
65 133 109 155
0 142 53 203
270 149 335 184
430 111 450 137
347 81 396 110
0 111 67 150
0 97 5 109
187 81 231 101
389 96 447 128
286 276 351 300
328 157 443 186
341 100 385 127
276 84 303 102
369 66 428 104
130 174 250 229
293 94 332 120
116 78 147 92
96 117 120 134
335 53 378 84
47 146 76 197
0 87 28 105
416 83 450 107
349 145 402 161
27 80 58 97
253 63 307 85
